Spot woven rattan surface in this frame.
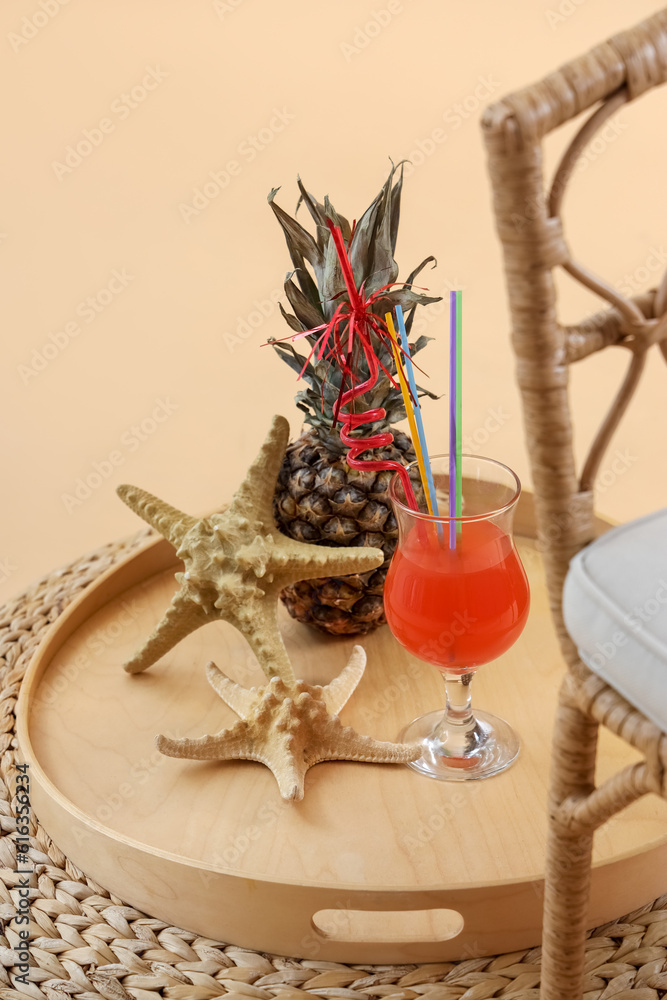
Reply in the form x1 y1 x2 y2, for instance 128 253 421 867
1 535 667 999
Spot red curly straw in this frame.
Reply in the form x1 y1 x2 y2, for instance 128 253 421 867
287 220 419 510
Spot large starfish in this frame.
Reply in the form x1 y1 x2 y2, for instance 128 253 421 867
118 414 419 800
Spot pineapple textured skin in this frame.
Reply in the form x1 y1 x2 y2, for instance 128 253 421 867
274 427 421 635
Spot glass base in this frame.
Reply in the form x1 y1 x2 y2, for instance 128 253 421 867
400 709 520 781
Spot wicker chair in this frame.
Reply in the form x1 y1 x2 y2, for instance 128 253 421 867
482 10 667 1000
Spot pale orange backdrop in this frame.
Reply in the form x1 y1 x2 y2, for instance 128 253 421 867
2 0 666 603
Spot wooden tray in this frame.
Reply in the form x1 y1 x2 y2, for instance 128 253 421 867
16 495 667 963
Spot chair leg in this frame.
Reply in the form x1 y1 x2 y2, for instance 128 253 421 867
540 679 599 1000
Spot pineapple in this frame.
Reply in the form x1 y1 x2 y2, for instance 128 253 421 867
269 163 440 635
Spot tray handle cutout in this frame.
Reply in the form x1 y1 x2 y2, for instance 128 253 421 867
312 908 464 944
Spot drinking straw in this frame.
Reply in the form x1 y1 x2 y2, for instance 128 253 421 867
449 292 458 549
455 290 463 526
394 305 440 518
385 311 433 513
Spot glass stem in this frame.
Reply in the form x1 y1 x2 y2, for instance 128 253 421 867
445 671 474 725
431 671 484 758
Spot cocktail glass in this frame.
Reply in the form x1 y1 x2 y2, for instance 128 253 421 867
384 455 530 781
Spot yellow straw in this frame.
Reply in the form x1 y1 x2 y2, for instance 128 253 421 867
385 312 434 515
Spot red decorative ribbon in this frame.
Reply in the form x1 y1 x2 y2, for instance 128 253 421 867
277 220 418 510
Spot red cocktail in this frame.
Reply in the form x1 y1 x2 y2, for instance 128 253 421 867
384 455 529 780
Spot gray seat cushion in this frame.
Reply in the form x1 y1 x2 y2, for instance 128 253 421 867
563 508 667 732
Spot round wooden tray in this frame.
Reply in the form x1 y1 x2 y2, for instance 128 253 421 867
17 495 667 963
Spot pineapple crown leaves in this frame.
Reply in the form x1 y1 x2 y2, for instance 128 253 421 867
268 328 439 436
267 161 442 325
268 163 441 435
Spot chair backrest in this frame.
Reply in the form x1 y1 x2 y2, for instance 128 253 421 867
482 9 667 673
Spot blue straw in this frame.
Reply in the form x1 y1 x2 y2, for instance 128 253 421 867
394 306 440 520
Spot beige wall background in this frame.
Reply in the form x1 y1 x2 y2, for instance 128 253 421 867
2 0 666 604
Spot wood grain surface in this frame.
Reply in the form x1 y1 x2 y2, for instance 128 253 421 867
17 498 667 962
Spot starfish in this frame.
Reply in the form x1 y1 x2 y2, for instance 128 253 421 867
157 647 418 801
118 414 419 800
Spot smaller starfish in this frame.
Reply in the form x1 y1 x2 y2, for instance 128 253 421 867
157 646 418 801
118 414 419 800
